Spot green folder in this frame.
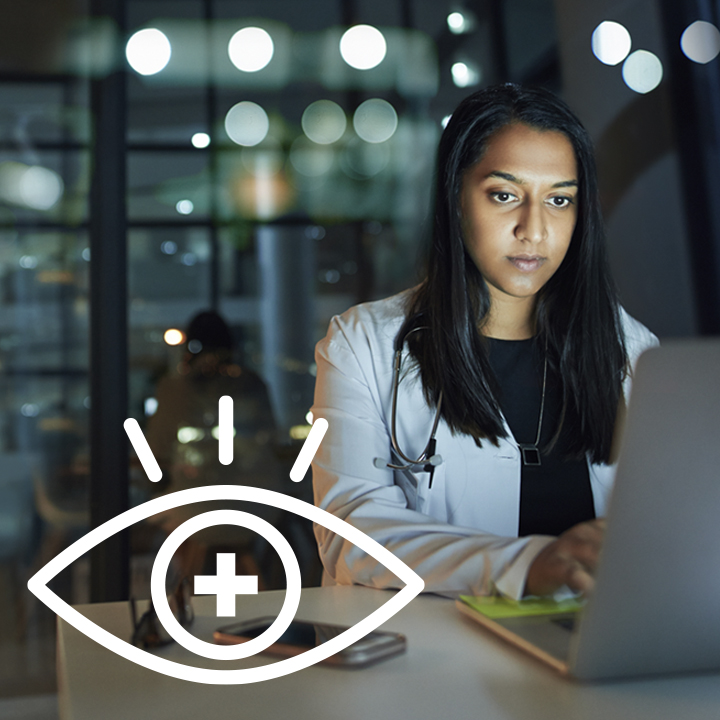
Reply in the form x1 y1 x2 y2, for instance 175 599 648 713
459 594 585 620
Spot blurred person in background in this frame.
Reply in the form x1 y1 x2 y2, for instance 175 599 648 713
145 310 281 584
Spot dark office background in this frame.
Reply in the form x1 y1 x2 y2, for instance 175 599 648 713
1 0 719 714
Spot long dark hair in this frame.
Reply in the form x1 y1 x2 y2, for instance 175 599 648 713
401 84 627 464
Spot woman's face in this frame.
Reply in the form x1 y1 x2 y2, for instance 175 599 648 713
460 122 579 308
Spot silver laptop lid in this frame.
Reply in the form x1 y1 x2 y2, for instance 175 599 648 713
570 340 720 680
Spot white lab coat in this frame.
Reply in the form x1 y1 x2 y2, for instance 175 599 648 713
311 290 659 599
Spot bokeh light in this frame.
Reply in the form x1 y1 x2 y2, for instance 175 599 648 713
340 138 390 178
0 162 64 210
224 102 270 147
447 11 474 34
289 137 335 177
353 99 398 144
164 328 185 346
176 199 194 215
191 132 210 148
451 61 480 87
622 50 663 94
339 25 387 70
144 397 158 416
19 256 38 269
19 166 63 210
126 28 172 76
21 404 39 417
591 21 632 65
228 27 274 72
681 21 720 64
301 100 347 145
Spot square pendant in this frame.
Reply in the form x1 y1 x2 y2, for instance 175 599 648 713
520 445 541 466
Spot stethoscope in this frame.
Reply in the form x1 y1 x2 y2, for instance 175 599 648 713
373 323 444 488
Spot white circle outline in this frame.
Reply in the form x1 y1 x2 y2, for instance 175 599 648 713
151 510 300 660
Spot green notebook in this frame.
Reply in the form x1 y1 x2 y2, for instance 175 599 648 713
459 594 585 620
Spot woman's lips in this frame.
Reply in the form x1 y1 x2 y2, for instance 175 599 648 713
508 256 545 272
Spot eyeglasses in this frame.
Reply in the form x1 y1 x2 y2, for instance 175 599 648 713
130 577 194 649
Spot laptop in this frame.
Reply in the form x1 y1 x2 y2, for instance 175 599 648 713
457 340 720 681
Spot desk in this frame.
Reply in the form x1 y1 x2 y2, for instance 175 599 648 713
58 586 720 720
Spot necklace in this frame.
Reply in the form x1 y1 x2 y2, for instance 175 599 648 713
517 352 547 466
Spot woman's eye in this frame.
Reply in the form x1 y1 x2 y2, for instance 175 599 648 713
549 196 574 208
491 191 515 203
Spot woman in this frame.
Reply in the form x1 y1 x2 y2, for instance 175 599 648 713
311 84 658 599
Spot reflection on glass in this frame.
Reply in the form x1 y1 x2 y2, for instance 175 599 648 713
0 221 90 694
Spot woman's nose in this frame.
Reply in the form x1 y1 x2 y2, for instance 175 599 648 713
515 201 547 243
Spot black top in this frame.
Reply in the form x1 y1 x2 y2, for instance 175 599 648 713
486 337 595 537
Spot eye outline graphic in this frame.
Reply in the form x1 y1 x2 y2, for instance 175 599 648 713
27 487 425 685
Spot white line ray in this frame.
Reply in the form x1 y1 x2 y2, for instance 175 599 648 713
123 418 162 483
289 418 328 482
218 395 234 466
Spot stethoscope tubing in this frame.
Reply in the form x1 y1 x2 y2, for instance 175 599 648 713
386 326 444 473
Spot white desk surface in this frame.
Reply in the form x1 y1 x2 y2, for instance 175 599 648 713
58 586 720 720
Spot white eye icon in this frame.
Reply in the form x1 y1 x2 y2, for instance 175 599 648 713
27 417 424 685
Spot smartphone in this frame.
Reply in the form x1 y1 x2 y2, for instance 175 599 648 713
214 616 406 668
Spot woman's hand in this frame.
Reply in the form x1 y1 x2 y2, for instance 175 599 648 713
524 519 606 597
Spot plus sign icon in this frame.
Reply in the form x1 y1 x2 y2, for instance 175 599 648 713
26 397 424 684
195 552 258 616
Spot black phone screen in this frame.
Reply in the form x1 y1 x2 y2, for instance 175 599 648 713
224 619 394 652
239 621 318 647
